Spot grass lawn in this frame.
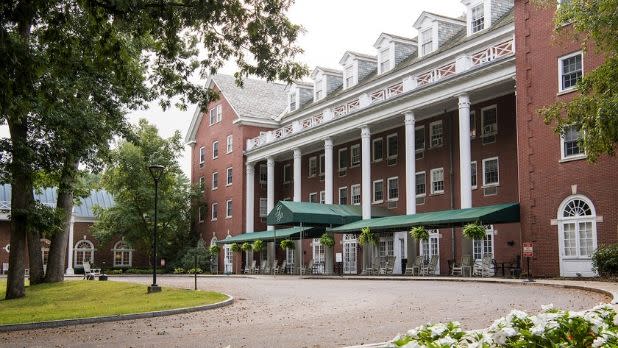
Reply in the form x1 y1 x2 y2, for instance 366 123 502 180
0 280 228 325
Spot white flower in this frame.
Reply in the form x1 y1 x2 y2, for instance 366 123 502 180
541 303 554 311
507 309 528 321
436 336 456 346
492 327 517 345
406 329 419 338
592 336 607 348
430 323 447 337
401 341 422 348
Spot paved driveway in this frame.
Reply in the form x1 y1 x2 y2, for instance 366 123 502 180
0 275 610 347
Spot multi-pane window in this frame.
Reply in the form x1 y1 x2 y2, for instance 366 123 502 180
308 157 318 177
380 47 391 73
199 147 206 166
226 200 232 218
259 198 267 217
421 28 433 56
483 157 499 186
74 240 94 268
319 154 325 176
431 168 444 194
387 177 399 201
283 164 292 183
430 121 443 148
560 52 583 92
351 184 361 205
345 65 354 88
372 138 383 162
212 171 219 190
415 172 426 196
319 191 325 204
259 164 267 184
470 111 477 138
289 91 297 111
561 125 584 159
309 192 318 203
473 231 493 261
199 176 205 192
338 148 349 171
350 145 361 166
209 104 222 125
471 161 477 189
211 203 218 220
212 141 219 159
226 135 233 153
113 241 132 267
481 106 498 144
198 205 206 222
471 4 485 33
415 126 425 159
339 187 348 205
373 180 384 203
560 198 596 258
387 134 398 159
315 79 323 100
226 167 233 186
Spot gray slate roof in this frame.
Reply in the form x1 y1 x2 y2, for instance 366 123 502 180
0 184 114 219
211 74 289 120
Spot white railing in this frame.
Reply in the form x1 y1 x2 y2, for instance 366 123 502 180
0 201 9 211
246 39 514 152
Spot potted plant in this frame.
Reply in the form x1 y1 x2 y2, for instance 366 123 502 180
320 233 335 248
280 239 295 250
410 226 430 241
230 243 241 274
358 227 378 274
463 222 486 240
241 242 253 271
252 240 265 272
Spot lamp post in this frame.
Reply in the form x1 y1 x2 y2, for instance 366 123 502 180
148 164 165 293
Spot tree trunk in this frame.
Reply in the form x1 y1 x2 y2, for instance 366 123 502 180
45 156 79 283
26 227 44 284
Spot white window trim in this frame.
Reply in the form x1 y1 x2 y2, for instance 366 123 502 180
309 192 318 203
259 164 267 184
112 241 133 267
372 179 384 204
314 78 324 102
558 51 583 93
319 154 325 176
211 172 218 190
470 110 477 139
415 171 426 197
387 176 399 201
226 135 233 154
557 195 598 260
415 125 425 153
472 226 495 262
350 144 361 167
372 138 383 162
338 148 348 171
420 28 434 57
482 157 500 187
379 46 392 74
344 64 355 89
471 161 478 190
319 191 326 204
308 156 317 178
351 184 361 205
212 141 219 159
259 198 267 217
74 239 95 268
199 176 205 193
560 125 587 161
481 105 498 143
429 120 443 149
226 167 233 186
430 168 445 195
225 199 232 218
386 133 398 159
283 164 292 184
470 3 485 34
211 203 218 221
199 146 206 165
198 205 205 223
338 186 348 205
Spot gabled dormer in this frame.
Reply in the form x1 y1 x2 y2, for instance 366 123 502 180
288 81 313 113
373 33 417 75
461 0 513 36
311 67 343 102
413 12 465 58
339 51 378 90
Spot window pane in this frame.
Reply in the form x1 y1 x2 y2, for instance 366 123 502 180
563 223 576 256
415 173 426 195
373 181 383 202
484 159 499 185
561 54 582 90
387 135 398 157
578 221 593 257
388 178 399 200
373 139 383 161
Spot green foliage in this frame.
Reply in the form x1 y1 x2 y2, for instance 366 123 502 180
241 242 252 252
319 233 335 248
280 239 295 250
462 223 486 240
536 0 618 162
173 267 185 274
252 240 265 253
124 268 165 274
410 226 430 241
177 240 211 272
592 244 618 277
209 245 221 255
106 269 123 275
230 243 241 253
186 268 203 274
358 227 378 246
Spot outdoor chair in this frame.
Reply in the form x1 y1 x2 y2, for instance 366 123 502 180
387 256 396 275
369 257 380 275
275 260 285 275
82 261 101 280
300 259 314 275
473 255 495 277
258 260 266 274
262 261 271 274
243 262 251 274
451 255 472 276
249 260 257 274
421 255 439 276
406 255 424 276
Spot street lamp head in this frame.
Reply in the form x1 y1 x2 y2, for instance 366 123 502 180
148 164 165 181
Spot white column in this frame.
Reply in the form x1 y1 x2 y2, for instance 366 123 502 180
458 94 472 209
404 112 417 215
324 137 334 205
266 156 275 231
361 126 371 220
293 148 302 202
245 162 255 233
65 214 75 275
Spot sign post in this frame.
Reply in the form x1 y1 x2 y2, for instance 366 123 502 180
522 242 534 282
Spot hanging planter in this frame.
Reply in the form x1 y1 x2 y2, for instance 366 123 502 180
280 239 295 250
241 242 252 252
209 245 221 255
230 243 241 253
359 227 378 246
252 240 265 253
320 233 335 248
410 226 430 241
463 222 486 240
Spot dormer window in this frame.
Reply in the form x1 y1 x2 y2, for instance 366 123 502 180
379 47 391 73
289 91 297 111
315 79 323 100
471 4 485 33
421 29 433 56
344 65 354 89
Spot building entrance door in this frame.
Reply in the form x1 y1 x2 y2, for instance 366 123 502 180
343 234 357 274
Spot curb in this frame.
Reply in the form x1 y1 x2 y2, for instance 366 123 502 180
0 294 234 332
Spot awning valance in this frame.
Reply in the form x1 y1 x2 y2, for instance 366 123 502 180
327 203 520 234
216 226 315 244
266 201 393 226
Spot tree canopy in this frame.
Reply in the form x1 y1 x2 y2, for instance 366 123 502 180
537 0 618 162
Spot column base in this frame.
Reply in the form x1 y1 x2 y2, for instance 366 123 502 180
147 285 162 293
65 268 74 275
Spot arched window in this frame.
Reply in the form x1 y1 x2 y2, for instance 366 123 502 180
112 240 132 267
74 239 95 268
210 236 218 246
558 196 597 259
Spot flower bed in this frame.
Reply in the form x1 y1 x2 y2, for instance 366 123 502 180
389 304 618 347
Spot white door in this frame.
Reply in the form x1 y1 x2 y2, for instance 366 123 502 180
557 196 597 277
343 234 357 274
420 231 440 275
224 245 233 273
312 239 325 274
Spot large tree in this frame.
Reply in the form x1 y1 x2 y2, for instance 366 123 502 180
537 0 618 162
92 120 198 268
0 0 306 298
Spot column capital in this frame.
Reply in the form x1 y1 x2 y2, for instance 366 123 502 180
245 162 255 174
404 111 416 125
293 148 302 158
458 94 470 108
266 156 275 167
324 137 333 149
360 126 371 138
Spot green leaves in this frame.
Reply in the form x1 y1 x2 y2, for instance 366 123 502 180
410 226 429 241
252 239 265 252
358 227 378 246
319 233 335 248
279 239 295 250
462 222 486 240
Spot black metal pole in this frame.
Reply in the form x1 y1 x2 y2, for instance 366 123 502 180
194 253 198 291
148 178 161 293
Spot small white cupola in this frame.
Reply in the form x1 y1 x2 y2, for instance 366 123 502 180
339 51 377 90
461 0 513 36
413 12 465 58
311 67 343 102
288 81 313 113
373 33 417 75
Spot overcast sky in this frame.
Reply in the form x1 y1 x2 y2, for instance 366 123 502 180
2 1 465 177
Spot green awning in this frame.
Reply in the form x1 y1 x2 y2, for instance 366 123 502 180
266 201 393 226
328 203 520 234
216 226 315 244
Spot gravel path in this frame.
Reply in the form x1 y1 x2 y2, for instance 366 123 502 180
0 276 610 348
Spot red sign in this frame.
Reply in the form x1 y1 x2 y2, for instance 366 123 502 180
523 242 534 258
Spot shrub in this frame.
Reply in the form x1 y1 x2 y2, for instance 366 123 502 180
463 222 486 240
125 268 165 274
186 267 203 274
209 245 221 255
252 239 265 253
173 267 185 274
230 243 241 253
410 226 429 241
280 239 295 250
241 242 252 252
178 240 212 272
107 269 123 275
320 233 335 248
592 244 618 277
